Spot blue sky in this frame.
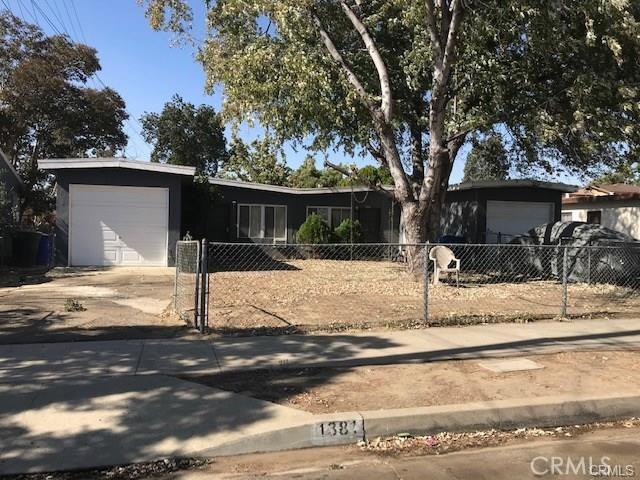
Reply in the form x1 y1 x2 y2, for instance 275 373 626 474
4 0 582 185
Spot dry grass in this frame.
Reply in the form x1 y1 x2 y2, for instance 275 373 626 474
208 259 640 335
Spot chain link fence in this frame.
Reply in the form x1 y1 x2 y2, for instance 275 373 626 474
174 240 200 325
174 240 640 334
206 242 428 335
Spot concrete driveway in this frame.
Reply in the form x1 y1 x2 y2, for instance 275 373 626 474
0 267 187 343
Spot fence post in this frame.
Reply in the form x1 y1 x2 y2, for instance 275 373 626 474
193 241 200 329
423 242 429 324
173 243 179 313
199 238 208 333
587 243 592 285
561 245 568 318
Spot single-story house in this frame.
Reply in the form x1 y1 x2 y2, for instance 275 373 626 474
0 150 23 223
562 184 640 240
39 158 195 267
39 158 576 266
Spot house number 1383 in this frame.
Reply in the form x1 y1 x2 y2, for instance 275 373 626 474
319 420 357 436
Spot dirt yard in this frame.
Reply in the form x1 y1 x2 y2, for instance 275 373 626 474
0 267 186 343
187 350 640 414
208 259 640 334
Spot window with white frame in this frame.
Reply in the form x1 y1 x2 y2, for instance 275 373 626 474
306 206 352 229
238 204 287 240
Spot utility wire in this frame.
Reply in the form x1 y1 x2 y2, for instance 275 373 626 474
6 0 148 158
69 0 88 44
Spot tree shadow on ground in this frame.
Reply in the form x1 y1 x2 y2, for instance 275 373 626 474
0 333 404 475
0 307 189 344
1 326 639 475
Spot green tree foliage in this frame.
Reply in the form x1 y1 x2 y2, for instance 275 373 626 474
0 11 128 214
591 161 640 186
288 156 349 188
289 156 392 188
142 0 640 242
220 133 291 185
462 134 509 182
140 95 227 175
355 165 393 186
288 156 322 188
295 213 331 243
333 218 363 243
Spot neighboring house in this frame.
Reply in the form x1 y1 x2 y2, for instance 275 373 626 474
0 150 23 223
562 184 640 240
39 158 576 267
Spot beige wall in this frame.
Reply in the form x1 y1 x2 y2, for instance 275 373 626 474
562 200 640 240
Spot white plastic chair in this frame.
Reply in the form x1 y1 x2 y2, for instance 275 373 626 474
429 246 461 287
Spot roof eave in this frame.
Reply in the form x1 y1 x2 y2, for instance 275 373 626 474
449 179 578 193
0 150 24 188
209 177 393 195
563 193 640 205
38 158 196 176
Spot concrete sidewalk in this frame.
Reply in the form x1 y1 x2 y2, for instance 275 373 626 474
1 318 639 383
1 318 640 475
0 375 313 475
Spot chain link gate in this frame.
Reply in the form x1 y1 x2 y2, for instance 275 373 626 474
176 239 640 334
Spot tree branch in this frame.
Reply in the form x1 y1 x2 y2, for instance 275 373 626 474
440 0 464 84
425 0 443 67
324 159 395 199
409 120 425 188
311 12 375 112
311 8 412 202
339 1 393 122
367 141 386 165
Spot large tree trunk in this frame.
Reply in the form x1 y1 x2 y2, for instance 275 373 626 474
400 201 426 245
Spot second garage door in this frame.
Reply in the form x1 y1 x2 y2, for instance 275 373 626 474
486 200 554 243
69 185 169 266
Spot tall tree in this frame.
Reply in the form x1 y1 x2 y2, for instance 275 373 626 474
140 95 228 175
462 134 509 182
288 156 324 188
591 161 640 186
0 11 128 214
220 134 291 185
289 156 357 188
142 1 640 243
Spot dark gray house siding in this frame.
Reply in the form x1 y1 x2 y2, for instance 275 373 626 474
441 186 565 243
188 181 570 246
193 183 401 244
40 158 576 266
53 168 186 266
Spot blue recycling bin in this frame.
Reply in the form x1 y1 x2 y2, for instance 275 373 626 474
36 234 52 266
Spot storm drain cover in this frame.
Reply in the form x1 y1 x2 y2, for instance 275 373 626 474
478 358 544 373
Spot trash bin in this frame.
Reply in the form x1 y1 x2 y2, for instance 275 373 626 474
36 234 52 266
11 231 42 267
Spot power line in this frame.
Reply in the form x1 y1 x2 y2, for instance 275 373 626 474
43 0 69 35
61 0 80 42
5 0 151 158
69 0 87 44
30 0 62 35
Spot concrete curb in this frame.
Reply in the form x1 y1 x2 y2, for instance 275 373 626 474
196 392 640 458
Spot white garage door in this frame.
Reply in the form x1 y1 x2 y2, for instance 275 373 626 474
486 200 554 243
69 185 169 266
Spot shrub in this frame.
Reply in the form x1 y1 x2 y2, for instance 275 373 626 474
64 298 86 312
295 214 331 244
333 218 364 243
